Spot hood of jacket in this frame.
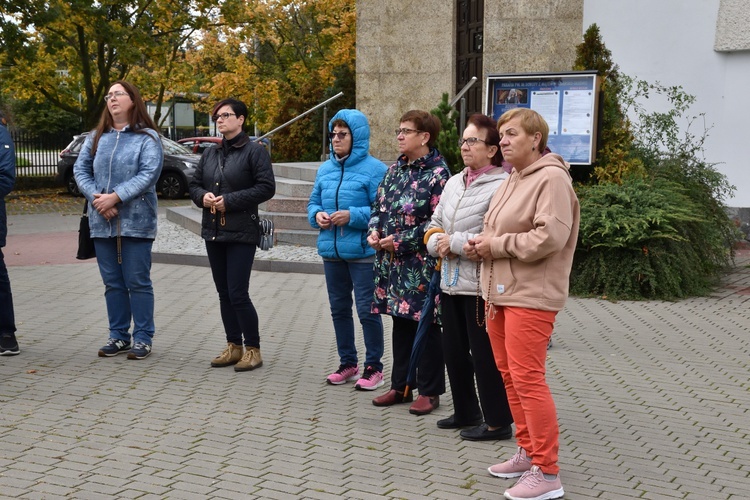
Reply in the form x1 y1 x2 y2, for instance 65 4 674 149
516 152 571 180
329 109 371 168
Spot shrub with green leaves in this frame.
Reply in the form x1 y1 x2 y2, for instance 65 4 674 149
571 177 723 299
571 26 740 300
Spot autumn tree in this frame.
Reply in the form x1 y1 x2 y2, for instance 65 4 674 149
0 0 218 130
189 0 356 160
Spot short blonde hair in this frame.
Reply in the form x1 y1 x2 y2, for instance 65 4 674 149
497 108 549 153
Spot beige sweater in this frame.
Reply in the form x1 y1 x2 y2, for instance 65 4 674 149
480 153 580 311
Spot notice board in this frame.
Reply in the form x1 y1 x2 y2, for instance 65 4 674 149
485 71 600 165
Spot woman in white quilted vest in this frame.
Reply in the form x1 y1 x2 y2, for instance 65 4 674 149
425 113 514 441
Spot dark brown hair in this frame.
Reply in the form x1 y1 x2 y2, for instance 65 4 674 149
92 81 158 155
466 113 502 166
399 109 441 148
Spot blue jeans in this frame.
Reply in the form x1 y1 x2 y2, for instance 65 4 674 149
0 247 16 335
323 260 384 372
94 237 155 345
205 241 260 348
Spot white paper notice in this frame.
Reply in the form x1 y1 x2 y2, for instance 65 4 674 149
530 91 560 134
562 90 593 135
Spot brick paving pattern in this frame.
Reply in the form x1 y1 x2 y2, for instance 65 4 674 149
1 196 749 498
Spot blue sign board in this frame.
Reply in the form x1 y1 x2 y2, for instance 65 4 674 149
485 72 600 165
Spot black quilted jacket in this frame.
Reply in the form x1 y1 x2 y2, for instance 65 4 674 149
188 131 275 245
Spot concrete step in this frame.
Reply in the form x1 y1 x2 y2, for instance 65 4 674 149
275 228 319 247
166 205 201 236
273 162 321 183
167 205 319 247
259 210 311 231
259 194 309 213
275 177 314 198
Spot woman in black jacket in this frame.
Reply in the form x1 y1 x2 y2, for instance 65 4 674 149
189 98 275 371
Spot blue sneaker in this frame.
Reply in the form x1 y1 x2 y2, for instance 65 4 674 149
127 342 152 360
98 338 131 357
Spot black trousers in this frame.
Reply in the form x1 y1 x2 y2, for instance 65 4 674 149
441 293 513 427
389 316 445 396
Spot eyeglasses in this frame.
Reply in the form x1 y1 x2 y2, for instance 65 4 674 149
328 131 350 140
395 128 424 136
104 91 129 102
458 137 488 147
212 112 236 121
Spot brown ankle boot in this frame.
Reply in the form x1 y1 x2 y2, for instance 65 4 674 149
235 347 263 372
211 342 243 367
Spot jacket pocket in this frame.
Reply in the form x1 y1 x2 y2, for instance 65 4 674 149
488 258 517 302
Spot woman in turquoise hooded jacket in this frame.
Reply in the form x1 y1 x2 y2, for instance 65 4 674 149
307 109 387 390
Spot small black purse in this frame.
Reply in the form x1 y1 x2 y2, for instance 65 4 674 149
76 201 96 260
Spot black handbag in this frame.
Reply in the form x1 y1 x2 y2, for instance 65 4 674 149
76 201 96 260
258 218 274 251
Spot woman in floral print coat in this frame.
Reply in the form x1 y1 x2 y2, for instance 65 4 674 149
367 109 450 416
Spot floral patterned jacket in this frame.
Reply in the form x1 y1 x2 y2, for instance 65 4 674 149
369 148 450 322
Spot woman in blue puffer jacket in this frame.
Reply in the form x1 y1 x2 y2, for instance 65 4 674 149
74 80 163 360
307 109 387 390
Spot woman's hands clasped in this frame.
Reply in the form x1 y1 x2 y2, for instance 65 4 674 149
203 192 225 213
367 231 395 252
464 234 492 261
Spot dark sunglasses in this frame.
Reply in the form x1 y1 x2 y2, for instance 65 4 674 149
328 131 350 140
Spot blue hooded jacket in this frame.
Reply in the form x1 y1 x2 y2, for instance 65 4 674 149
73 127 163 239
307 109 387 260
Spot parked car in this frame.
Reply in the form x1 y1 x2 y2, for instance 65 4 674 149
178 135 272 155
178 136 222 154
56 133 201 199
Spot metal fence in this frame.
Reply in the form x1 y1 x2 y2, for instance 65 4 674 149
11 131 72 177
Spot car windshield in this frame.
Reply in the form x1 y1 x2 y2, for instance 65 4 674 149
161 137 194 155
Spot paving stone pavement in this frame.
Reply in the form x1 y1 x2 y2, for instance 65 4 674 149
1 213 749 499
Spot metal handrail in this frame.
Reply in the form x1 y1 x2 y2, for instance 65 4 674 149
254 92 344 142
449 77 478 134
450 77 477 107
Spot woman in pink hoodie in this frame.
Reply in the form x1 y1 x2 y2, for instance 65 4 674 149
464 108 579 500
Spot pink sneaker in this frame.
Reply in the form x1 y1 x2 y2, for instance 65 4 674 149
503 465 564 500
326 365 359 385
354 366 385 391
488 447 533 478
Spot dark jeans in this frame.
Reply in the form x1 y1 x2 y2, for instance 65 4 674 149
206 241 260 348
323 260 384 372
389 316 445 396
441 294 513 427
0 247 15 335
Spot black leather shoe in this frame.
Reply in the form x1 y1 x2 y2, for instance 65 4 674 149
460 423 513 441
436 414 483 429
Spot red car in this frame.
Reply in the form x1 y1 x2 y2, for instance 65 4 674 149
179 136 271 155
178 136 222 154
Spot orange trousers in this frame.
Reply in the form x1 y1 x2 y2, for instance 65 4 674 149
486 305 560 475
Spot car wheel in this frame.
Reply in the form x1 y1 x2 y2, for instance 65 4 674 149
158 172 186 199
66 171 82 196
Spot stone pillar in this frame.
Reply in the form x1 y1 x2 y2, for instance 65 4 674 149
356 0 455 162
483 0 584 80
356 0 583 160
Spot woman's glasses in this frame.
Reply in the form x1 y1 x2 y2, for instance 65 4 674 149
328 131 350 140
395 128 424 136
212 112 236 121
104 91 129 102
458 137 488 147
